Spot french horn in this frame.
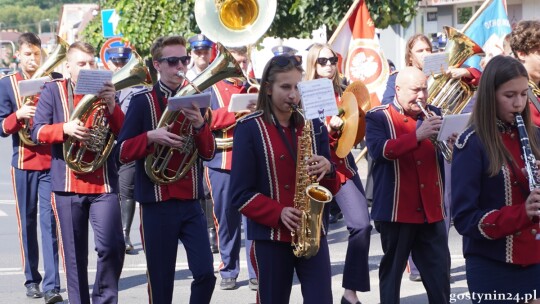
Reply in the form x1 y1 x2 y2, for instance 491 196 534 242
63 51 152 174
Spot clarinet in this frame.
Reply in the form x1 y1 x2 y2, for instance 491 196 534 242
514 113 540 240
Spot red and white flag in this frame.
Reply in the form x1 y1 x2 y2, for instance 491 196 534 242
330 0 389 107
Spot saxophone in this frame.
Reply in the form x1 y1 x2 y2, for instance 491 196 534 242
514 113 540 240
290 105 333 258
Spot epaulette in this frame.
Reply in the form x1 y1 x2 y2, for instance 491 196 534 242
367 104 389 114
454 127 475 150
237 110 263 124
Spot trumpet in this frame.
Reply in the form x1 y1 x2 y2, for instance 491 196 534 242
416 101 453 162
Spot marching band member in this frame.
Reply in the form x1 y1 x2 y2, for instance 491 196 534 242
305 43 371 304
205 45 257 291
230 55 338 303
106 46 140 254
452 55 540 304
511 20 540 126
117 35 216 304
186 34 220 254
0 32 62 303
31 41 125 304
366 66 453 304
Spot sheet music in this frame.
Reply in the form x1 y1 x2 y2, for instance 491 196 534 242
74 70 113 95
228 93 258 112
437 113 471 141
168 93 211 111
423 53 449 77
297 78 338 120
18 77 50 96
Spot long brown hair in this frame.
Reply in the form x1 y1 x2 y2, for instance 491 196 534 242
256 56 304 126
472 55 540 176
405 34 432 67
305 43 343 95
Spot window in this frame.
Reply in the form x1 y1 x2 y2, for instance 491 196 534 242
455 4 481 27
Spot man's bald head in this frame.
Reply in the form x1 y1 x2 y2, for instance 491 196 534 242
395 66 428 116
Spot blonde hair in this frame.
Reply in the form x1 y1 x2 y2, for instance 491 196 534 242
305 43 343 95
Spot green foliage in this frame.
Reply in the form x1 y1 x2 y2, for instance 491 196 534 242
80 0 420 59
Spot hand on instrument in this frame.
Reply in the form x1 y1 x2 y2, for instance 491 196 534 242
147 124 185 149
525 188 540 220
445 67 471 80
63 118 90 141
280 207 302 232
97 82 117 114
307 154 332 181
247 100 257 113
416 115 442 141
445 132 459 150
182 105 205 129
326 115 343 134
16 103 36 120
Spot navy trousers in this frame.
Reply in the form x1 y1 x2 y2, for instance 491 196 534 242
375 220 450 304
12 168 60 292
140 199 216 304
206 167 255 280
53 192 124 304
334 174 372 292
252 237 332 304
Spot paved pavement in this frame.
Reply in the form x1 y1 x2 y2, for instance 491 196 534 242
0 141 470 303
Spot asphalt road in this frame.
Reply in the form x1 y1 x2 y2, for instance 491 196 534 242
0 137 470 303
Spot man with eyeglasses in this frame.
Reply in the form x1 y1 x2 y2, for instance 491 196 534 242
117 35 216 304
31 41 125 304
204 45 258 291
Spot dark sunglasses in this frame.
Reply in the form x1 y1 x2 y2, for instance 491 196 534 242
316 56 338 66
157 56 191 66
270 55 303 67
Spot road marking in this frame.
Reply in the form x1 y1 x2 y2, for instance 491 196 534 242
0 209 7 216
0 200 15 205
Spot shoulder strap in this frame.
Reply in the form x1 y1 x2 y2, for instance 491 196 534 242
528 87 540 113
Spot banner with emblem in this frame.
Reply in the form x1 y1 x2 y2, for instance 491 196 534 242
329 0 389 107
463 0 511 70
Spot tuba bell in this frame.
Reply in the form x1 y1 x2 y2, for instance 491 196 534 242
427 26 484 115
195 0 276 47
19 35 69 146
144 44 244 184
63 51 152 174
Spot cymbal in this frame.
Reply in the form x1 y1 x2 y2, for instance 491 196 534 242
335 92 359 159
344 81 370 145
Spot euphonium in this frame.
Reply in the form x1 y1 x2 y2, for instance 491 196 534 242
416 101 453 162
19 35 69 146
144 44 244 184
63 51 152 174
290 105 333 258
427 26 484 115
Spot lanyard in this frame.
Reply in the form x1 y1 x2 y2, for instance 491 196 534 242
274 117 297 165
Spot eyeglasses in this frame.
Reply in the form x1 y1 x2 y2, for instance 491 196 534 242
157 56 191 67
270 55 303 67
316 56 338 66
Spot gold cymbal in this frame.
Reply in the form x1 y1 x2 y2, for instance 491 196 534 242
335 92 359 159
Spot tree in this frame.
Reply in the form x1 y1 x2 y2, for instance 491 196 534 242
81 0 420 59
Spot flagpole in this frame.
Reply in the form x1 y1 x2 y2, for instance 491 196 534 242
462 0 494 32
328 0 362 44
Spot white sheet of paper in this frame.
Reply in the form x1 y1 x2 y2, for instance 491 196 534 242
168 93 211 111
437 113 471 141
74 70 113 95
228 93 258 112
297 78 338 120
18 77 50 96
423 53 449 77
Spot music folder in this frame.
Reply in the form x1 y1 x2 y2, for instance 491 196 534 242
437 113 471 141
167 93 212 111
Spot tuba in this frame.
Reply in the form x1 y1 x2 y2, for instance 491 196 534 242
19 35 69 146
63 52 152 174
290 105 333 258
144 44 244 184
427 26 484 115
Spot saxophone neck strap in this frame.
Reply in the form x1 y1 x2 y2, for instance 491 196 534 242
273 115 297 165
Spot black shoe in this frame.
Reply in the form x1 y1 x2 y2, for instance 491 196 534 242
409 273 422 282
248 278 258 291
26 283 43 298
44 289 63 304
125 235 134 253
329 212 343 224
220 278 237 290
341 296 361 304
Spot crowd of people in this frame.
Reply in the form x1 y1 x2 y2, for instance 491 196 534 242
1 15 540 304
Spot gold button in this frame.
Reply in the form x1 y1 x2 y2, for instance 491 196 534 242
417 160 421 165
280 155 285 160
515 231 522 236
416 208 422 212
339 160 343 164
420 184 424 188
532 229 538 235
96 175 101 179
404 118 408 122
284 185 290 190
